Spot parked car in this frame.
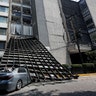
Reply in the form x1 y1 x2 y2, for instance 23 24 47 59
0 67 31 92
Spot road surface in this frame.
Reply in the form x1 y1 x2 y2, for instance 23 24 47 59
1 75 96 96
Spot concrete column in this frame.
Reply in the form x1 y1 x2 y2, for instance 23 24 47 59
35 0 71 64
35 0 49 47
42 0 70 64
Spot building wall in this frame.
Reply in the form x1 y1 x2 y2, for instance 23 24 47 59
9 0 33 36
0 0 9 58
35 0 70 64
35 0 49 47
0 0 71 64
86 0 96 27
85 0 96 46
79 0 96 48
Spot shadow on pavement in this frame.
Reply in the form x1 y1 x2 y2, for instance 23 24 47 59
9 89 57 96
59 91 96 96
8 89 96 96
0 90 8 96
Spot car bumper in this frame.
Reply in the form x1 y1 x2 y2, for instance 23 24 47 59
0 81 16 92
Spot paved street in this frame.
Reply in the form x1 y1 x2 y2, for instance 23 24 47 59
1 75 96 96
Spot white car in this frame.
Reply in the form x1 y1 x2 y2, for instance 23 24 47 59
0 67 31 92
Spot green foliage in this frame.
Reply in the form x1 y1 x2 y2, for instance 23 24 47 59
71 64 82 68
71 64 83 74
85 50 96 63
62 63 96 74
83 63 95 73
92 34 96 40
62 64 71 69
83 63 94 67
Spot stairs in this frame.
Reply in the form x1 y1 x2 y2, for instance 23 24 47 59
0 36 75 82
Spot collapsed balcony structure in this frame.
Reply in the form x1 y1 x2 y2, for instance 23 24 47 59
0 36 76 82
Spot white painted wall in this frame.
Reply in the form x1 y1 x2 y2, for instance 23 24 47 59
43 0 69 64
23 26 33 36
0 51 4 58
86 0 96 27
0 2 9 7
0 23 8 28
0 1 9 59
0 12 8 17
35 0 49 46
0 35 7 41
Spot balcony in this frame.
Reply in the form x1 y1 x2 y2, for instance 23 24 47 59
23 16 32 25
0 0 9 7
23 7 31 16
12 5 21 16
0 12 8 17
12 0 21 4
22 0 30 6
11 16 21 24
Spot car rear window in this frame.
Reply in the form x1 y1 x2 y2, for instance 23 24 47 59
18 68 26 73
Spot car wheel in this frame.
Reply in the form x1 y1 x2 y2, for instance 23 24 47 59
16 80 22 90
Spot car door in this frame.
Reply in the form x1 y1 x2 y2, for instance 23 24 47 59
18 68 28 85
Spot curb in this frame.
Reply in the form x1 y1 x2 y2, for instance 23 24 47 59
78 73 96 76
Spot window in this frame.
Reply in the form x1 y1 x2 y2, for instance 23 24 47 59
23 16 31 25
23 7 31 15
79 0 87 11
0 0 9 3
0 28 6 35
23 26 33 35
11 24 21 35
0 41 5 49
12 16 21 24
12 5 21 16
0 16 7 23
12 0 21 3
18 68 26 73
87 24 95 30
86 18 93 25
90 32 96 46
22 0 30 6
0 6 8 13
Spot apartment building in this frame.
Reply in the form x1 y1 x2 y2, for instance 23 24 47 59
79 0 96 49
0 0 95 64
0 0 70 64
10 0 33 36
0 0 9 59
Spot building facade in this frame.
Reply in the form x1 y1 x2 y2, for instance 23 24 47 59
0 0 71 64
0 0 95 64
10 0 33 36
79 0 96 49
0 0 9 60
60 0 93 63
34 0 71 64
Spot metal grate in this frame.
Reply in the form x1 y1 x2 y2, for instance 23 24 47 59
0 36 75 82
